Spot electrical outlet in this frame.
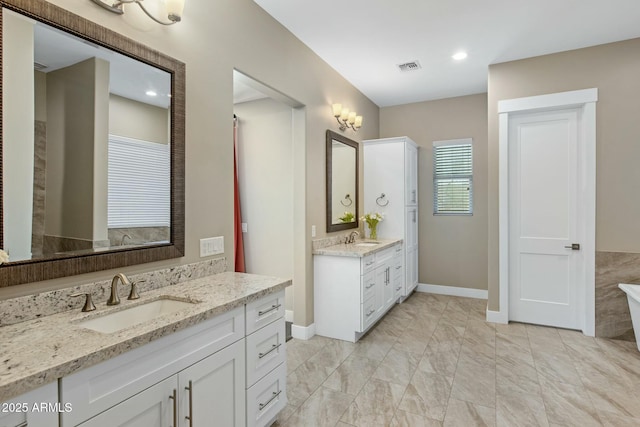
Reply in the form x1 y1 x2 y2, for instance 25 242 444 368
241 223 248 233
311 225 316 237
200 236 224 257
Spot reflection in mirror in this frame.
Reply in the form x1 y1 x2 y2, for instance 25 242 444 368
326 130 359 233
3 8 171 263
0 0 185 287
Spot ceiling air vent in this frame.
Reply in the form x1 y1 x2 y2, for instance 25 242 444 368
34 62 48 71
397 61 422 72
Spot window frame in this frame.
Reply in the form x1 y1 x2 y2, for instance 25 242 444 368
432 138 474 216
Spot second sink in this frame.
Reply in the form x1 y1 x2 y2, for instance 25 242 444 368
78 297 197 334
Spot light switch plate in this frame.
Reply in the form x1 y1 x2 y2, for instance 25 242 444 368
241 223 248 233
200 236 224 257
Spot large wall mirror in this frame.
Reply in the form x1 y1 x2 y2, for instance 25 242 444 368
0 0 185 287
326 130 358 233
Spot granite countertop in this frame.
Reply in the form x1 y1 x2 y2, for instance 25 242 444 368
312 238 403 258
0 272 290 401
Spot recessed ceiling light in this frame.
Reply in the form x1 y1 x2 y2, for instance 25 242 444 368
146 90 157 97
452 52 468 61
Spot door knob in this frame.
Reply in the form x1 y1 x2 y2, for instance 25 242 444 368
564 243 580 250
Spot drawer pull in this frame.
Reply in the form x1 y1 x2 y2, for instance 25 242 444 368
259 343 282 359
259 390 282 411
258 304 282 316
365 282 375 289
396 286 402 291
366 308 375 317
169 389 177 427
365 261 375 266
15 423 27 427
396 266 402 270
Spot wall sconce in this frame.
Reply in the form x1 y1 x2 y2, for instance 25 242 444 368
332 104 363 131
89 0 186 25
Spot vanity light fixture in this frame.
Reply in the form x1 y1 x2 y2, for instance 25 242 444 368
332 104 363 132
89 0 186 25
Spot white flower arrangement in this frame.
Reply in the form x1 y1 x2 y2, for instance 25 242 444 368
360 212 384 239
0 249 9 265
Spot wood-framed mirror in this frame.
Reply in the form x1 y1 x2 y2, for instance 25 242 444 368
0 0 185 287
326 130 358 233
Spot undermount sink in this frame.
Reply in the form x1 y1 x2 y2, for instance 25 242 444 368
77 297 197 334
354 242 380 247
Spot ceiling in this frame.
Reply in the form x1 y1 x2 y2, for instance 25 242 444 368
33 18 171 109
253 0 640 107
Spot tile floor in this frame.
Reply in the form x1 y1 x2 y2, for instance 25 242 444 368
275 292 640 426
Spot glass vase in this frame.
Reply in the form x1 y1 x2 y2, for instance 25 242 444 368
369 223 378 240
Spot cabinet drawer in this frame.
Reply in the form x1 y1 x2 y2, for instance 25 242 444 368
393 243 404 258
60 306 244 427
362 254 376 274
246 319 286 387
246 291 285 335
362 270 376 302
361 297 377 331
246 362 287 427
375 247 394 264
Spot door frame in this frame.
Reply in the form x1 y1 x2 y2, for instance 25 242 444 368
496 88 597 336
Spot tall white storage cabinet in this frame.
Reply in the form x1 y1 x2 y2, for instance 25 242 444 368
363 137 419 298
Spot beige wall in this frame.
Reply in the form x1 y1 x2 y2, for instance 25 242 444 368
1 0 380 328
109 94 170 144
487 38 640 310
380 94 488 290
234 98 294 312
3 10 35 261
45 57 109 241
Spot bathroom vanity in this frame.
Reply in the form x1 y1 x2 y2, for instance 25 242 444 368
313 239 403 342
0 272 289 427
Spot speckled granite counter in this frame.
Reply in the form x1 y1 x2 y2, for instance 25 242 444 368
0 272 290 401
312 239 402 258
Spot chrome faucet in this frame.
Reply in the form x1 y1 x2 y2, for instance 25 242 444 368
347 230 360 244
107 273 131 305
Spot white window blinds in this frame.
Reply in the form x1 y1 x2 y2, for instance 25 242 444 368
108 135 170 228
433 138 473 215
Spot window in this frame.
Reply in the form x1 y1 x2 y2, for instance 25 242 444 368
108 135 170 228
433 138 473 215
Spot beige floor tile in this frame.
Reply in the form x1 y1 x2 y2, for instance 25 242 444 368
440 308 469 329
418 350 459 382
532 348 583 386
398 370 452 421
323 354 380 396
350 330 396 361
284 387 353 427
496 333 535 365
539 378 601 426
496 391 549 427
526 324 566 353
496 355 541 397
390 410 443 426
598 410 640 427
371 348 421 387
495 322 528 337
425 322 464 356
287 359 335 407
443 398 496 427
340 378 406 426
450 351 496 408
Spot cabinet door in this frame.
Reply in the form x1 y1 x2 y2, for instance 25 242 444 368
374 263 388 316
78 376 177 427
405 143 418 206
178 339 246 427
406 247 419 295
0 382 58 427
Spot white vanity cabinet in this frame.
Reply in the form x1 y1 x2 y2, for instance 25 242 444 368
314 242 403 342
364 136 419 298
0 382 58 427
57 290 286 427
245 293 287 427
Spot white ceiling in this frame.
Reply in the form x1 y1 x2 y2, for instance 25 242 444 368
253 0 640 107
33 20 171 109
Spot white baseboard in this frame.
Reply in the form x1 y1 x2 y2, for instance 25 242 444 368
486 308 508 324
285 310 294 323
291 323 316 340
417 283 488 300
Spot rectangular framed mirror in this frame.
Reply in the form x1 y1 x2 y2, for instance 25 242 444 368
0 0 185 287
326 130 358 233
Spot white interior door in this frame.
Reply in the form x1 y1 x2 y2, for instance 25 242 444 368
508 108 584 329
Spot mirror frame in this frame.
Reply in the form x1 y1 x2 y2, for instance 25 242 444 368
0 0 185 287
326 130 359 233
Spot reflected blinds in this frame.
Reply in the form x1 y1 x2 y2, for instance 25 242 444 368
108 135 170 228
433 139 473 215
